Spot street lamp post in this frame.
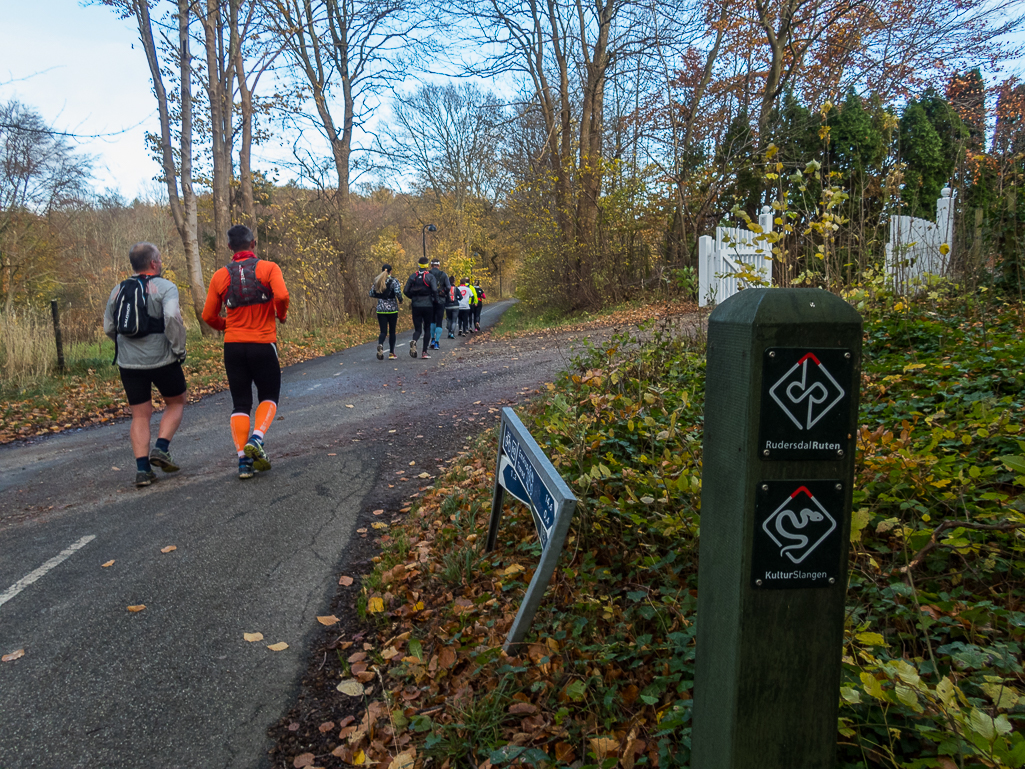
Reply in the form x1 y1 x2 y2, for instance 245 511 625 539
422 224 437 263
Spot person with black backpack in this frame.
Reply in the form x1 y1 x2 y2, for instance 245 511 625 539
428 258 451 350
103 242 188 488
403 257 439 359
202 225 290 480
369 263 402 359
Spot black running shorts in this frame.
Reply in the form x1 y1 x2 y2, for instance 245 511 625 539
119 362 187 406
224 342 281 414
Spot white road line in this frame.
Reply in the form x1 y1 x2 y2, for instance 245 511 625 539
0 535 96 609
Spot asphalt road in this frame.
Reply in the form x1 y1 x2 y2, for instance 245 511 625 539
0 300 599 769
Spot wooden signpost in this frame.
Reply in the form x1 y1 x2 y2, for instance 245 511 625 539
692 288 862 768
488 407 577 652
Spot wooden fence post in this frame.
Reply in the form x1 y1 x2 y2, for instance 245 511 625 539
50 299 65 374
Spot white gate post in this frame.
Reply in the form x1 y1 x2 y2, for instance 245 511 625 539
699 234 714 307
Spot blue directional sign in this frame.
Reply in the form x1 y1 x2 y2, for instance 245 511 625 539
488 408 577 651
500 424 558 547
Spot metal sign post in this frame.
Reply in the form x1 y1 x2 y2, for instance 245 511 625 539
692 288 862 769
488 407 577 652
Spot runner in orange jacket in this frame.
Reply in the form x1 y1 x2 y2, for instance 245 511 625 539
202 225 290 479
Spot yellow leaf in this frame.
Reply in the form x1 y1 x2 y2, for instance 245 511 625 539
353 750 366 766
588 737 619 759
127 604 146 612
372 522 388 529
244 632 264 642
856 632 887 647
368 596 385 613
317 616 339 626
267 642 289 651
160 545 177 554
503 564 525 576
102 560 115 568
2 649 25 662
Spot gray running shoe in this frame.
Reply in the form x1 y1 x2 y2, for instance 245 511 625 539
243 436 271 472
409 339 418 358
376 343 384 360
135 470 158 487
239 457 255 480
149 447 180 473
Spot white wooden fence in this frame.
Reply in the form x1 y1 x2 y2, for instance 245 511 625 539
885 188 954 293
698 206 774 307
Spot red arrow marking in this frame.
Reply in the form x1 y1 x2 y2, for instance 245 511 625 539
797 353 821 365
790 486 813 499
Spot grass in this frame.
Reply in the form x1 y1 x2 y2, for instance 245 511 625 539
321 286 1025 769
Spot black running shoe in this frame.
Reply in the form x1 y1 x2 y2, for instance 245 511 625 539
149 447 180 473
135 470 157 487
239 457 255 480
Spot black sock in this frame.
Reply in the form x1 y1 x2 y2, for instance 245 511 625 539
136 457 151 473
155 437 170 452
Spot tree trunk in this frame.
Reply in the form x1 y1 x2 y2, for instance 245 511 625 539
131 0 212 332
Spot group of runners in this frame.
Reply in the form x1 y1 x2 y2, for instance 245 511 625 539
105 231 489 488
369 256 486 360
104 225 289 487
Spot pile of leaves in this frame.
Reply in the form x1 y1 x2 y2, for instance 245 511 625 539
281 287 1025 769
0 316 410 444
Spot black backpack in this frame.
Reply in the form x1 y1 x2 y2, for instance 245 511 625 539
408 269 433 297
225 257 272 308
114 275 164 338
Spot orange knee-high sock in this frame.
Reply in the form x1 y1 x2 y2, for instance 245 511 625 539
253 400 277 439
230 413 251 457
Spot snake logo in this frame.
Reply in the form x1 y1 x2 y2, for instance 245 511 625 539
768 352 845 430
762 486 837 564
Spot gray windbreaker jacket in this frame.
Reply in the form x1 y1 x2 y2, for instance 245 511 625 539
103 275 187 369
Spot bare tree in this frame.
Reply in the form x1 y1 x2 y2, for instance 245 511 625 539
0 100 91 313
262 0 434 207
99 0 209 329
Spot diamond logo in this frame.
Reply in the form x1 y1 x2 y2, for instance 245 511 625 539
768 352 845 431
762 486 837 564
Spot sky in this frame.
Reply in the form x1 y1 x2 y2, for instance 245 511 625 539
0 0 164 198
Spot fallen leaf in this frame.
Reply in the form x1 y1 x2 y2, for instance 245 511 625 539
508 702 537 715
589 737 619 759
368 596 385 613
345 404 354 408
387 749 416 769
408 461 416 466
353 750 366 766
102 560 115 568
318 721 335 733
371 522 388 530
2 649 25 662
372 509 384 515
336 679 365 696
127 605 146 612
317 615 339 626
244 632 264 642
357 528 368 534
160 545 177 554
293 753 315 768
503 564 525 576
327 453 337 456
418 472 429 479
267 642 289 651
339 575 354 586
111 466 120 471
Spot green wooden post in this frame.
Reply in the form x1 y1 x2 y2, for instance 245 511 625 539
693 288 862 769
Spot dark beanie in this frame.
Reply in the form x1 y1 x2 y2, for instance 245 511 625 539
418 257 429 267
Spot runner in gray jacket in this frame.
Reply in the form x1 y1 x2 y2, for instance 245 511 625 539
103 242 188 487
